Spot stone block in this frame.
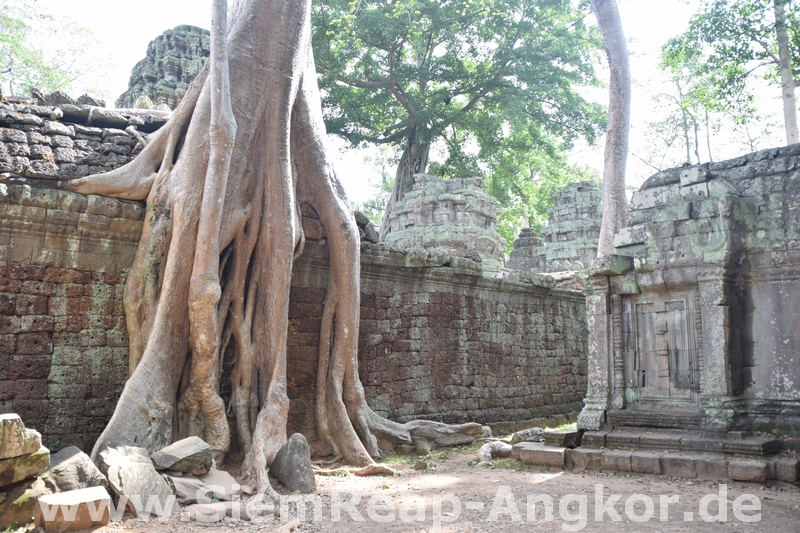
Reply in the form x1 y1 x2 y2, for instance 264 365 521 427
98 445 178 519
773 457 799 482
151 436 212 476
581 430 609 448
40 446 108 493
639 433 682 452
661 454 696 479
0 477 50 528
512 442 565 467
605 431 641 449
693 454 728 480
600 450 631 472
0 413 41 459
680 166 709 186
35 486 110 532
630 452 662 475
571 448 602 471
728 459 770 483
0 445 50 487
543 429 581 448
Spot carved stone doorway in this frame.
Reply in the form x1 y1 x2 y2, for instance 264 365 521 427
623 291 701 409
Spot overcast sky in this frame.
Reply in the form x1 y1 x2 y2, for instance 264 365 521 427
35 0 783 202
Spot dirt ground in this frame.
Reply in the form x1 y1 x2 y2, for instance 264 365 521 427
96 444 799 533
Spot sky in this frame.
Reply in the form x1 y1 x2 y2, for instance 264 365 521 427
34 0 785 203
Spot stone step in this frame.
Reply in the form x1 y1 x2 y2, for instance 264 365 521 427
607 409 704 430
583 428 780 457
543 429 581 448
571 448 799 483
511 442 566 468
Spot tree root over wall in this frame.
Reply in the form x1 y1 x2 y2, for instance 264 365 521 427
63 0 480 496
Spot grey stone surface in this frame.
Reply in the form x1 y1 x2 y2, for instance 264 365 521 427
151 436 212 476
0 414 41 460
383 174 506 272
0 476 50 527
199 467 240 501
269 433 316 494
728 458 770 483
97 445 178 519
35 486 111 532
0 445 49 488
40 446 108 493
600 450 632 472
116 25 210 110
510 427 544 444
512 442 565 467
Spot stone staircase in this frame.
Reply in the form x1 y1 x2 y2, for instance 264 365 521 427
511 427 799 484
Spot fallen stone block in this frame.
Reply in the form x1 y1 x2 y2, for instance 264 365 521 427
40 446 108 493
98 445 178 519
601 450 632 473
0 414 41 460
0 446 50 488
182 501 250 522
661 454 696 479
773 457 799 483
35 486 111 532
151 436 212 476
512 443 565 467
269 433 316 494
630 451 662 475
169 475 208 505
510 427 544 444
571 448 602 471
0 477 50 528
200 467 241 501
728 459 770 483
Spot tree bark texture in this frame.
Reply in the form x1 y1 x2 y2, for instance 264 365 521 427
65 0 480 494
591 0 630 258
775 0 799 145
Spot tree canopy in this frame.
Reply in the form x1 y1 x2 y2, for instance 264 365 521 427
0 0 112 99
312 0 606 238
663 0 800 143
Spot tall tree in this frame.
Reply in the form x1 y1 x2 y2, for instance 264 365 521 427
591 0 630 257
62 0 478 495
0 0 110 98
312 0 605 239
666 0 800 146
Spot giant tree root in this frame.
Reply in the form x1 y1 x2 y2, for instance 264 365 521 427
68 0 485 499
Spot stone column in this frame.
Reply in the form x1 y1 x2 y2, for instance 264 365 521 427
578 275 612 430
697 265 741 432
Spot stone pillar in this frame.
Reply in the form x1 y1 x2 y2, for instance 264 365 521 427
578 275 612 430
697 265 741 432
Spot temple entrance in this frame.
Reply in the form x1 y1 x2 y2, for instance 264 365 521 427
623 291 701 408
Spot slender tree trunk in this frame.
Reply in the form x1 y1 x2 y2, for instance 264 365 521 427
592 0 630 258
378 129 430 241
775 0 799 145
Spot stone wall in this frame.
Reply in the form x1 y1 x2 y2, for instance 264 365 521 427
286 239 588 446
0 185 144 452
508 181 602 273
0 101 590 453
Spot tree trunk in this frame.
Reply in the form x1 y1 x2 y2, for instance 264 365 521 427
65 0 479 495
775 0 799 145
378 130 430 241
591 0 630 258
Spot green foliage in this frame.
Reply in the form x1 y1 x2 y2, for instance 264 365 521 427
313 0 606 230
0 0 110 98
663 0 797 124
